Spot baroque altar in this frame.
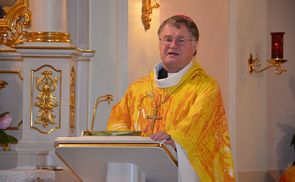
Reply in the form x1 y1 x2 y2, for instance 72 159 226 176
0 1 93 180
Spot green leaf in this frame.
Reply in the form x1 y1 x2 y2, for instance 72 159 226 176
0 130 6 135
6 134 17 144
0 130 17 144
0 130 9 144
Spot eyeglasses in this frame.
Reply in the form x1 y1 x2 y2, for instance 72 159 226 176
159 36 195 46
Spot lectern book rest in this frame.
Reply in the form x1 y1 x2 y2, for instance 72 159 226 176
55 136 178 182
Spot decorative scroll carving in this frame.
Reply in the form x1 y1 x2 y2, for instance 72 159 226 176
0 0 31 47
31 65 61 134
69 67 76 135
34 70 58 128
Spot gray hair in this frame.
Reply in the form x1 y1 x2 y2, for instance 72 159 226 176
157 15 199 41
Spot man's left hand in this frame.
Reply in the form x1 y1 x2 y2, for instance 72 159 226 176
150 131 176 150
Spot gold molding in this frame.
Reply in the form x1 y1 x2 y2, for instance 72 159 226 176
16 46 95 53
16 46 76 50
69 67 76 135
23 56 73 59
0 49 16 52
0 0 31 47
31 64 62 134
15 46 96 57
76 48 96 54
0 58 23 61
0 70 24 80
26 32 71 43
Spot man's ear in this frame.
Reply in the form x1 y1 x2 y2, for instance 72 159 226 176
193 41 198 56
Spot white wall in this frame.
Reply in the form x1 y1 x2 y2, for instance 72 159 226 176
128 0 160 84
233 0 295 181
266 0 295 171
233 0 268 180
89 0 128 130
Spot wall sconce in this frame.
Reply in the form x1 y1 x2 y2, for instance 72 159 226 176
141 0 160 31
248 32 287 75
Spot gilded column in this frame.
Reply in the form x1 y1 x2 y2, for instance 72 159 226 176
28 0 70 43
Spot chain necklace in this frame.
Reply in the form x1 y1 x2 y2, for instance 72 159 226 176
146 75 191 132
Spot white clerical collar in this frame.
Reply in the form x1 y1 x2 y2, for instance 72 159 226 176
153 61 193 88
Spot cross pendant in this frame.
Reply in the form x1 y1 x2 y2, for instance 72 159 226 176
146 107 163 133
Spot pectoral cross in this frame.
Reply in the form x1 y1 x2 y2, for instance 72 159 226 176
146 107 163 133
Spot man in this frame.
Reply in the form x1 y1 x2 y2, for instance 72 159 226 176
107 15 235 182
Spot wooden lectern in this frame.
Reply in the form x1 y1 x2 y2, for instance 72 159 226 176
55 136 178 182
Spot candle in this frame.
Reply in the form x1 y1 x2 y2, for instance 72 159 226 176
271 32 285 59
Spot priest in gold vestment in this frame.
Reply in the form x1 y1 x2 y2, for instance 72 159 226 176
107 15 235 182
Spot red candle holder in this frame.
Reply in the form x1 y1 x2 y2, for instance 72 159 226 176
248 32 287 75
271 32 284 60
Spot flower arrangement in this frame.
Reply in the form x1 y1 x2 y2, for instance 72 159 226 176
0 112 17 150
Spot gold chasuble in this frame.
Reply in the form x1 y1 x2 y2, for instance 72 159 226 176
107 62 235 182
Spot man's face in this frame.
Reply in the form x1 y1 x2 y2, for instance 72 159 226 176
159 24 197 73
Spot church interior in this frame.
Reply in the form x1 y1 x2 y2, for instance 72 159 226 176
0 0 294 181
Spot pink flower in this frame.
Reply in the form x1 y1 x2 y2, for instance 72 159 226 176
0 112 12 129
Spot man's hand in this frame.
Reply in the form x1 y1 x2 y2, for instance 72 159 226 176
150 131 176 150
